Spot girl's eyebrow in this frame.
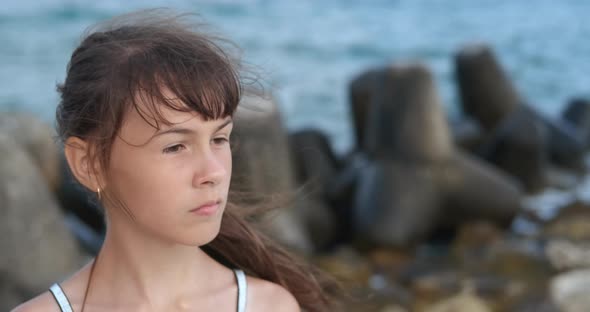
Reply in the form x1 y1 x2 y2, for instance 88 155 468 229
152 127 195 138
215 118 233 132
151 118 233 139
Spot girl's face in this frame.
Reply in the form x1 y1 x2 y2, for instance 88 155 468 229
106 99 233 246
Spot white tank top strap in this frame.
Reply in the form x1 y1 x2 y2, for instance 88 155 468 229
49 271 248 312
234 269 248 312
49 283 74 312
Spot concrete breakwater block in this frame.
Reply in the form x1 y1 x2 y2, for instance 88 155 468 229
456 44 586 174
449 117 485 152
230 94 312 253
325 152 365 244
537 108 586 170
563 97 590 148
0 113 61 193
363 63 454 162
479 105 585 182
289 129 340 249
353 159 440 247
352 151 523 248
455 44 521 131
289 129 341 197
56 153 106 236
477 106 549 193
439 151 523 225
349 68 385 152
0 132 85 310
0 114 105 246
349 63 523 248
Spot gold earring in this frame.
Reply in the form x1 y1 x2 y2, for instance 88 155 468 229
97 187 101 200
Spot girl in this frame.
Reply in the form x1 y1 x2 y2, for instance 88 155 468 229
13 9 333 312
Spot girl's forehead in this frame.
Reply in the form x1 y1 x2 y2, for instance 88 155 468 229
123 106 187 137
118 86 233 143
119 102 230 146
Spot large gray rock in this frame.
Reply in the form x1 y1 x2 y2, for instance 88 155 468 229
455 44 522 130
0 133 85 310
0 113 61 192
424 289 493 312
551 269 590 312
546 240 590 271
230 94 312 253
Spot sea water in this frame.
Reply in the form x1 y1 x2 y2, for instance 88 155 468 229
1 0 589 153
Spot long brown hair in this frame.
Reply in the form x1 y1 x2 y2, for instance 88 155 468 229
56 9 335 311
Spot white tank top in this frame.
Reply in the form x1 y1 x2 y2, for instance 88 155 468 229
49 269 248 312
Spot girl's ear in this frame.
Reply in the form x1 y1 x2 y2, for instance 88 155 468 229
63 137 103 192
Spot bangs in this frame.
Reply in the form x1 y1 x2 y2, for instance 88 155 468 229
120 30 242 130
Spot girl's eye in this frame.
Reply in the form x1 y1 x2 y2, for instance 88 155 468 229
163 144 186 154
213 137 229 145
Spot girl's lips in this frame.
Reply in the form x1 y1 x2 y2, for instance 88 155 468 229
190 200 220 216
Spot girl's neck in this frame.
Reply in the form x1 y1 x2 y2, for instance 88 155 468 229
84 217 225 308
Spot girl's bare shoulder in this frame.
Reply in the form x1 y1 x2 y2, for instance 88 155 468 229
10 291 61 312
246 275 300 312
12 262 92 312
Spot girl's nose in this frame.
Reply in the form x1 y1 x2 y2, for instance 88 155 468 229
193 150 227 188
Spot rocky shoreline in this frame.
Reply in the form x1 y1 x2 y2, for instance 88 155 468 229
2 43 590 311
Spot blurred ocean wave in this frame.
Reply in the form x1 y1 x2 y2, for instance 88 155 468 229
1 0 589 153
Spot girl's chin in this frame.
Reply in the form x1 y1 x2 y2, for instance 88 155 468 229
176 223 223 246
